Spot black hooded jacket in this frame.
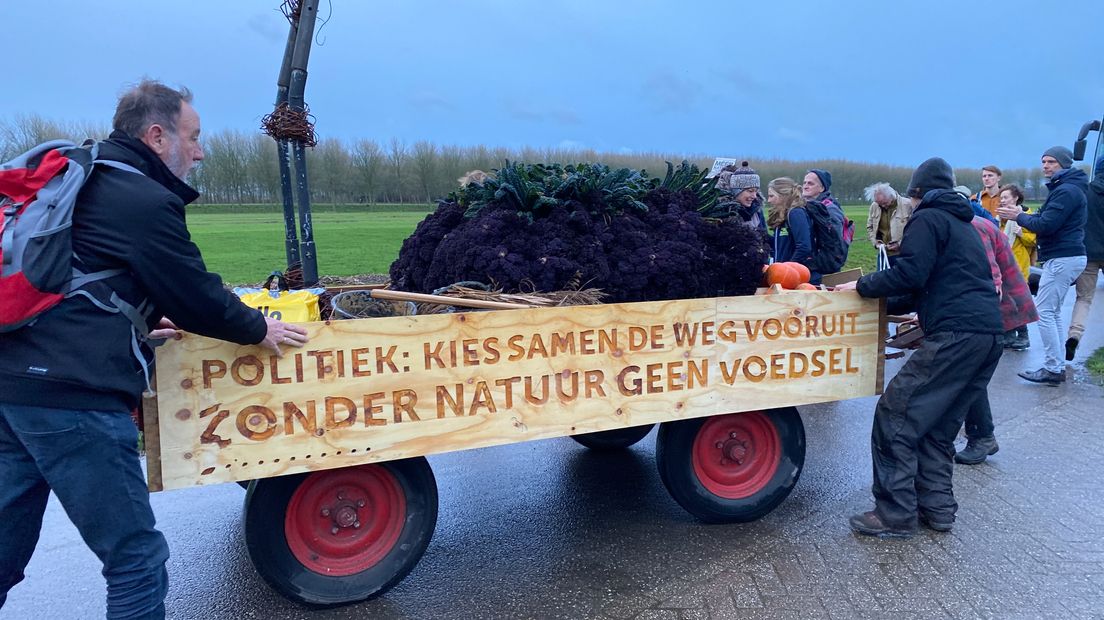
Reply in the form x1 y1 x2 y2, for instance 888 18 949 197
0 132 267 411
1084 172 1104 262
856 189 1002 335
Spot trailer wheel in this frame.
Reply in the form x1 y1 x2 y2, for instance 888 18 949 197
571 424 655 450
244 458 437 607
656 408 805 523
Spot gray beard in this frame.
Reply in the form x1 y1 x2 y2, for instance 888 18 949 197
163 137 192 181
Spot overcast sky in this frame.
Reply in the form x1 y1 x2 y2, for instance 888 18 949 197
4 1 1101 169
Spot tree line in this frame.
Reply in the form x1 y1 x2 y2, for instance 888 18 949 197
1 114 1054 205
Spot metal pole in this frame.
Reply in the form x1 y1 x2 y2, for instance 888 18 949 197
273 13 301 268
288 0 320 286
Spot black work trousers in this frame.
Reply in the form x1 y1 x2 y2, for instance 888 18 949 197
871 331 1003 529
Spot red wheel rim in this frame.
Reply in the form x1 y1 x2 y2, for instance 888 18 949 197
691 412 781 499
285 464 406 576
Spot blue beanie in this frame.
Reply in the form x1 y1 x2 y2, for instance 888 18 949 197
809 168 832 192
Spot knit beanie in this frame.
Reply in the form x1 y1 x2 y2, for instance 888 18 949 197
719 161 760 191
808 168 832 192
1042 146 1073 169
907 157 956 196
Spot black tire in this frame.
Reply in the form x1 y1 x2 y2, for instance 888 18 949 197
571 424 655 451
244 458 438 607
656 408 805 524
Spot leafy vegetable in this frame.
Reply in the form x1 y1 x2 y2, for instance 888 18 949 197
389 161 768 302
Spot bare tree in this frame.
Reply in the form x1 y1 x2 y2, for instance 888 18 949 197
410 140 438 203
0 114 108 161
387 138 408 203
352 139 383 204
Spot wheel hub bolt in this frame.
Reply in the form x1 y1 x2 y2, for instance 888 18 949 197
334 506 358 528
357 499 366 508
321 508 330 517
353 521 361 529
330 527 339 535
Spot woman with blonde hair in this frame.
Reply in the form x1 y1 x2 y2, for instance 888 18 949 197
767 177 820 284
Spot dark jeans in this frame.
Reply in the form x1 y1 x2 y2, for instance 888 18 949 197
870 331 1003 528
0 404 169 619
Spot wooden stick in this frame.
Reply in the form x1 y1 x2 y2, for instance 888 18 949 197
369 288 535 310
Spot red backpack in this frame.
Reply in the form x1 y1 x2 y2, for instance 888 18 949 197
0 140 144 331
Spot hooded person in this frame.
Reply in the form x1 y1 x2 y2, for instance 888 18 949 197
1067 156 1104 359
716 161 767 232
997 145 1088 382
802 168 854 249
839 157 1003 538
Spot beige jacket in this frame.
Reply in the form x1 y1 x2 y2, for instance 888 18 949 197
866 197 914 250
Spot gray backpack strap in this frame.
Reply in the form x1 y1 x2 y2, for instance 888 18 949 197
65 287 158 393
110 292 158 394
1 204 17 268
93 159 143 176
68 267 127 292
107 291 155 339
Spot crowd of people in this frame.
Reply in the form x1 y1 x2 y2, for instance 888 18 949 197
714 151 1102 538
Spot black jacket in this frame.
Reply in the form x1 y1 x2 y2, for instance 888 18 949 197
1016 167 1088 262
0 133 267 411
856 189 1002 335
1085 173 1104 262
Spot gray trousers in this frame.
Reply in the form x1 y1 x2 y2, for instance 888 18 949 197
1036 256 1087 372
871 331 1003 528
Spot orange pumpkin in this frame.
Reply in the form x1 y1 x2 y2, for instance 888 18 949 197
765 263 802 290
787 262 811 284
795 282 818 290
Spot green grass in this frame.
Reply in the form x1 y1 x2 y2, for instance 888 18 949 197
189 204 878 285
1087 347 1104 380
189 209 432 284
843 205 876 274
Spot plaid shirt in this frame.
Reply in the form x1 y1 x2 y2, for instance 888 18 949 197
971 217 1038 331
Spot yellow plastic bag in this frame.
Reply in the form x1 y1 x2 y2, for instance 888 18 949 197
234 287 323 322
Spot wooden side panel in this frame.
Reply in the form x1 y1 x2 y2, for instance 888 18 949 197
152 291 881 491
141 382 163 492
876 297 888 396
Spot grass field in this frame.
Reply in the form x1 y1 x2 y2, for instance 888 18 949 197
189 205 879 285
189 210 432 284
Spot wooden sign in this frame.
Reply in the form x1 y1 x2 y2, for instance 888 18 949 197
147 291 883 491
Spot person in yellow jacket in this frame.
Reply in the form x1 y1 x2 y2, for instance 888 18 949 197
998 183 1036 350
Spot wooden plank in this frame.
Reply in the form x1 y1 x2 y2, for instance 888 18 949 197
141 380 164 492
876 298 887 396
152 291 882 491
821 268 863 287
369 288 534 310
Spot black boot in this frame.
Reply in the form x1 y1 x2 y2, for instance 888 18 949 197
1066 337 1080 361
955 436 999 464
1009 327 1030 351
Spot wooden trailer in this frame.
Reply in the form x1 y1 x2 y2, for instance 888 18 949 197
143 288 885 606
